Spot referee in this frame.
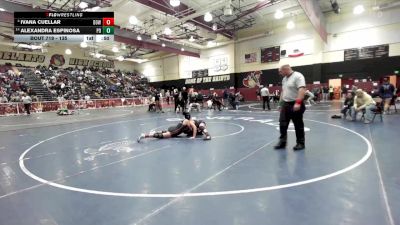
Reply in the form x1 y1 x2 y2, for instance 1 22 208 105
274 64 306 151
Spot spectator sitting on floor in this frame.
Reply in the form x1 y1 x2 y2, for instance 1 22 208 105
351 89 376 124
341 92 355 119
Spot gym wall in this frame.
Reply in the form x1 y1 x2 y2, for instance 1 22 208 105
138 5 400 83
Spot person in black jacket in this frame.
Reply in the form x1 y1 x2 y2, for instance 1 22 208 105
181 87 189 110
379 77 395 114
174 89 185 113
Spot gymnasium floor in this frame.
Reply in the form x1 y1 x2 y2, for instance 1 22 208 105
0 103 399 225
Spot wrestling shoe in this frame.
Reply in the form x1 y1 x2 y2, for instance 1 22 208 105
137 133 145 143
204 135 212 141
293 143 305 151
274 140 286 150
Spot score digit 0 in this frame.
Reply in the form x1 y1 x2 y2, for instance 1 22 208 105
102 26 114 34
102 18 114 26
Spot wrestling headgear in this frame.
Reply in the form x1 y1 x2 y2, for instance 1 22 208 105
183 112 191 120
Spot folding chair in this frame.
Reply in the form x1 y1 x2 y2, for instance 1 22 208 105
389 96 397 113
371 101 383 122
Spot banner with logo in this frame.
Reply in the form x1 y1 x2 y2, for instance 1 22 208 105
69 58 114 68
242 71 262 88
0 51 46 63
50 54 65 66
261 47 280 63
185 74 231 85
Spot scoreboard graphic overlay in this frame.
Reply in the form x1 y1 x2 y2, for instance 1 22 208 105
14 12 114 43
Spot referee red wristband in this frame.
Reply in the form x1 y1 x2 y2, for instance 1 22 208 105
295 99 303 104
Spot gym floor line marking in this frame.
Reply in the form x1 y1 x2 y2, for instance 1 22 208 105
0 111 133 127
19 113 372 198
247 103 340 112
367 126 395 225
149 122 245 139
132 138 277 225
1 152 57 166
1 145 170 200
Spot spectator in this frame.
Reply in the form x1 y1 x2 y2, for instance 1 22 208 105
379 77 395 114
0 94 8 103
371 84 380 98
329 86 334 100
181 87 188 109
341 85 348 99
351 89 376 124
165 90 170 105
223 87 229 105
229 89 241 110
351 85 358 94
21 93 32 115
260 85 270 110
154 91 164 113
313 87 321 102
148 96 156 112
212 92 223 111
322 86 329 102
188 92 202 112
341 92 355 119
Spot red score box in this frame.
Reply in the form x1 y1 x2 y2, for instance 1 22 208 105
102 18 114 26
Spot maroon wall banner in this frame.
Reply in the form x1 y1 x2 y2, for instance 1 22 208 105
261 46 280 63
50 54 65 66
0 51 46 63
242 71 262 88
245 53 257 63
69 58 115 68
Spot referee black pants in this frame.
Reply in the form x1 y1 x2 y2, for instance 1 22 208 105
24 103 31 115
279 102 305 144
262 96 270 110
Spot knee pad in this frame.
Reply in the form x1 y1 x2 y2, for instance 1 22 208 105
153 132 164 139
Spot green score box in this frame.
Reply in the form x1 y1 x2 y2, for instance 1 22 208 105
102 26 114 34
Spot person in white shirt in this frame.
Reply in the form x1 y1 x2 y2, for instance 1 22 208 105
165 90 171 105
260 85 270 110
275 64 306 151
22 93 32 115
0 94 8 103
